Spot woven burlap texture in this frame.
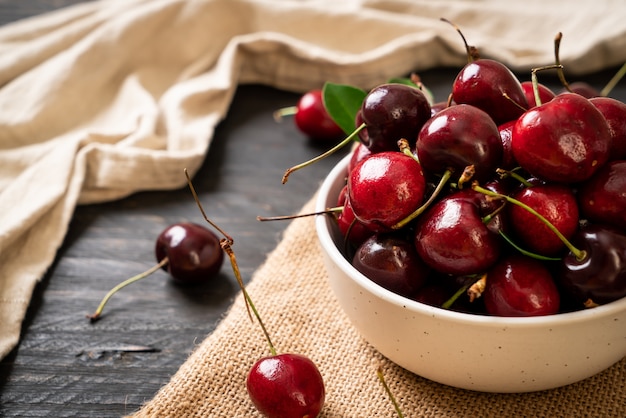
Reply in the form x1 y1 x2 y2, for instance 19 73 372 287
130 194 626 418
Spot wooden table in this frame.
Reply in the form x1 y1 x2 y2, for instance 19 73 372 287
0 2 624 417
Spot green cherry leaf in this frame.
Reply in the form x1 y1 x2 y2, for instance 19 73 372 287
322 82 367 135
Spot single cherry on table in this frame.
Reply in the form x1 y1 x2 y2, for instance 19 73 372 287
87 222 224 322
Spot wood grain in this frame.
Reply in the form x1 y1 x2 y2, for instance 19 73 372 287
0 2 624 417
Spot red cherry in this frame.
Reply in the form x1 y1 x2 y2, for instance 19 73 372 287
520 81 556 108
511 93 611 183
414 190 502 276
578 160 626 233
277 90 344 141
348 151 426 233
484 254 560 317
508 184 580 256
247 353 325 418
589 96 626 160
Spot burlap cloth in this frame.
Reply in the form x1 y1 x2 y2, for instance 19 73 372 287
1 0 625 415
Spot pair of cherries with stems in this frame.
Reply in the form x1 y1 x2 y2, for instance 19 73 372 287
87 170 325 418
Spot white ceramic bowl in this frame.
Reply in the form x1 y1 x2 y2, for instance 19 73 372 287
315 153 626 393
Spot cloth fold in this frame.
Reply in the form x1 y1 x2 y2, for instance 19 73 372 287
0 0 625 392
129 194 626 417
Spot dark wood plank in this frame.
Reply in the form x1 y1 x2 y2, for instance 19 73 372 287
0 2 625 417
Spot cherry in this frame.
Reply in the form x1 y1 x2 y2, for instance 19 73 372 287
247 353 325 418
358 83 431 153
577 160 626 233
348 151 426 232
484 254 560 317
87 222 223 322
559 81 600 99
589 96 626 160
558 224 626 307
414 104 503 181
520 80 555 108
507 183 579 256
497 120 518 170
413 190 502 276
444 19 528 125
348 141 372 174
511 93 611 184
155 222 224 283
352 233 430 297
274 89 344 141
336 196 374 248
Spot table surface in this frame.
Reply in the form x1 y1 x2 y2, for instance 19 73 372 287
1 2 625 417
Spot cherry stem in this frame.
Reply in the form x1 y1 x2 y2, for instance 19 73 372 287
273 105 298 122
467 274 487 302
496 168 533 187
282 123 365 184
531 64 564 107
185 169 277 356
392 169 453 230
553 32 573 93
257 207 343 222
376 367 405 418
498 230 561 261
440 17 475 63
87 257 169 322
221 240 277 356
471 182 586 261
600 61 626 97
441 283 470 310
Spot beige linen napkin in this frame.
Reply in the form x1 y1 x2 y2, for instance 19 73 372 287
129 194 626 417
0 0 625 377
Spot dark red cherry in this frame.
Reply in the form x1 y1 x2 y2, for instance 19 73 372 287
497 120 518 170
348 151 426 232
484 254 560 317
155 222 224 284
88 222 224 321
348 142 372 174
415 104 503 182
336 189 374 248
414 191 502 276
520 81 556 108
452 59 528 125
292 90 344 141
560 81 601 99
359 83 431 153
558 224 626 306
589 97 626 160
578 160 626 233
247 353 325 418
352 234 430 297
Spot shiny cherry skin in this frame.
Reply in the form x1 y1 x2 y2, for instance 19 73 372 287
511 93 611 184
578 160 626 233
247 353 325 418
293 89 344 141
155 222 224 284
452 59 528 125
415 104 503 182
352 233 430 297
359 83 431 153
336 186 374 248
484 254 560 317
348 151 426 233
508 183 580 256
414 191 502 276
497 120 518 170
520 81 556 108
589 97 626 160
558 224 626 306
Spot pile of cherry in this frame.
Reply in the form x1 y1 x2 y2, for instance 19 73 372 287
314 55 626 318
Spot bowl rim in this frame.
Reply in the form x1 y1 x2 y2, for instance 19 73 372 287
315 153 626 329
